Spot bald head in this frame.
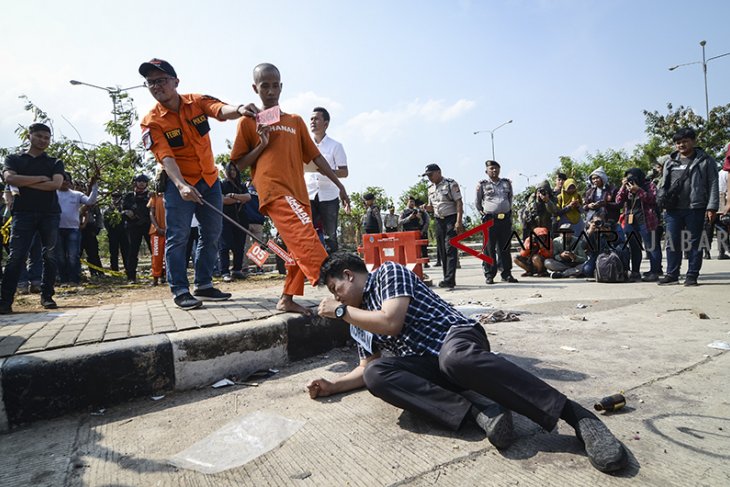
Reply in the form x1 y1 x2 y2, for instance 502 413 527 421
253 63 281 83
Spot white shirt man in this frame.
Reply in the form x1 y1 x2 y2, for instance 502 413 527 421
307 107 348 252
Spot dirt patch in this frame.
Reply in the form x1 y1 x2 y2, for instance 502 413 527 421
11 272 286 313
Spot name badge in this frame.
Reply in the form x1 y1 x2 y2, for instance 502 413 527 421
350 324 373 354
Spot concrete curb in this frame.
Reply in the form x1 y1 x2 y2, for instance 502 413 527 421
0 313 350 431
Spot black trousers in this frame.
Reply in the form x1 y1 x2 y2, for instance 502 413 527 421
81 227 103 276
482 214 514 279
126 225 151 280
363 325 567 431
435 214 458 285
105 222 129 272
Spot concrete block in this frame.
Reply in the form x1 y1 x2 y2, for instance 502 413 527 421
170 315 288 390
1 334 174 427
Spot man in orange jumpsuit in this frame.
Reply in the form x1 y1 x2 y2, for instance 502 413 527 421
231 63 350 315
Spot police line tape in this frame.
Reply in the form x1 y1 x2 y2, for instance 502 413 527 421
80 259 127 277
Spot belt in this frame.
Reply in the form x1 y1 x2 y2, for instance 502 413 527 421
483 212 511 220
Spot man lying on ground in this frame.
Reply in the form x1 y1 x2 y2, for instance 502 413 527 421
308 252 628 473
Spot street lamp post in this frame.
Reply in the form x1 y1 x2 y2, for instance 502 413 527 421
668 40 730 123
69 80 144 147
474 119 513 161
519 173 538 187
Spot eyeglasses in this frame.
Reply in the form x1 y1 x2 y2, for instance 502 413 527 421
144 77 174 88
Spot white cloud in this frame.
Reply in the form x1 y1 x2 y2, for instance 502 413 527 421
281 91 343 118
344 98 476 142
569 144 590 160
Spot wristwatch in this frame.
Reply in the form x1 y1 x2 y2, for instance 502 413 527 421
335 304 347 319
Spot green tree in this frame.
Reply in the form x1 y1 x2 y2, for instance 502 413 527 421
3 96 144 225
643 102 730 161
338 186 390 248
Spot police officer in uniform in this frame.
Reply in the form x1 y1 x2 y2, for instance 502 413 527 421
476 160 518 285
423 164 463 288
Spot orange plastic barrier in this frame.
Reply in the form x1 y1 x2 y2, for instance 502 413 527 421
358 231 429 278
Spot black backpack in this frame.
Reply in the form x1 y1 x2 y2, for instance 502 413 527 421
595 251 625 283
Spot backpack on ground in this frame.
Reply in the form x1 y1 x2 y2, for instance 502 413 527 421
595 251 625 283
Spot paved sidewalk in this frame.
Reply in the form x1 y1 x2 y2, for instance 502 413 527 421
0 290 323 358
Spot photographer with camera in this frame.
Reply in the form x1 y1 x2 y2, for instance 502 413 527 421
616 168 660 282
657 128 719 286
520 181 557 239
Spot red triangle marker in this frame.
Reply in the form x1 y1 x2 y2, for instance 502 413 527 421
449 220 494 265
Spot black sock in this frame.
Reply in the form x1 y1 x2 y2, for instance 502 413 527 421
560 400 598 429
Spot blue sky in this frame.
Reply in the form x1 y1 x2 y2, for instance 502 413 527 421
2 1 729 215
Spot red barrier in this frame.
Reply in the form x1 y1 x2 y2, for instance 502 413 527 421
357 231 429 278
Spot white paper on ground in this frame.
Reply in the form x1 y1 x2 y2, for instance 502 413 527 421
168 411 305 474
707 340 730 351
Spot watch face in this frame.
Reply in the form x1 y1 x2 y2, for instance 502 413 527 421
335 305 345 318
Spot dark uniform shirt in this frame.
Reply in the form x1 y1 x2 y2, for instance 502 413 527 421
3 152 64 214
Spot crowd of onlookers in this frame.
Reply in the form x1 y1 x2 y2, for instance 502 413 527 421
1 118 728 315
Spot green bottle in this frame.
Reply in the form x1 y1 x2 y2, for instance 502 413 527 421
594 393 626 412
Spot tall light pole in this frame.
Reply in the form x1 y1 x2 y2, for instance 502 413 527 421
668 40 730 124
519 173 538 187
474 119 513 161
69 80 144 147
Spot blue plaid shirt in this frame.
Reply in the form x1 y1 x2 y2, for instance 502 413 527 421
356 261 476 359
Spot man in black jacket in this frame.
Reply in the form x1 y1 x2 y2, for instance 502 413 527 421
658 127 719 286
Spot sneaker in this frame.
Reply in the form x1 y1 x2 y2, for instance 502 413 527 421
485 276 495 285
222 274 233 283
551 271 564 279
29 284 42 294
641 273 659 282
193 287 232 301
502 275 519 283
472 406 514 450
576 418 628 473
683 276 699 287
0 302 12 314
657 275 679 286
437 280 455 289
231 270 247 280
41 297 58 309
628 271 641 282
174 292 203 310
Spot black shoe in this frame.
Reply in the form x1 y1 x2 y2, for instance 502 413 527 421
41 297 58 309
193 287 232 301
641 273 659 282
174 292 203 310
703 250 711 260
437 280 455 289
718 253 729 260
628 271 641 282
657 275 679 286
472 406 514 450
423 263 430 268
502 275 519 283
684 276 699 287
0 302 12 314
485 276 494 285
29 284 42 294
576 418 628 473
551 271 564 279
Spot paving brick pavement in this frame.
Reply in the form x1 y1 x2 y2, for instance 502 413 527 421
0 289 328 358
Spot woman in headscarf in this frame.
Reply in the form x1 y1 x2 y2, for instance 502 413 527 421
616 168 660 281
556 178 584 235
583 166 620 225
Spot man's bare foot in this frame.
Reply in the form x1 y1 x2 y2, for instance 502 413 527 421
277 295 312 315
